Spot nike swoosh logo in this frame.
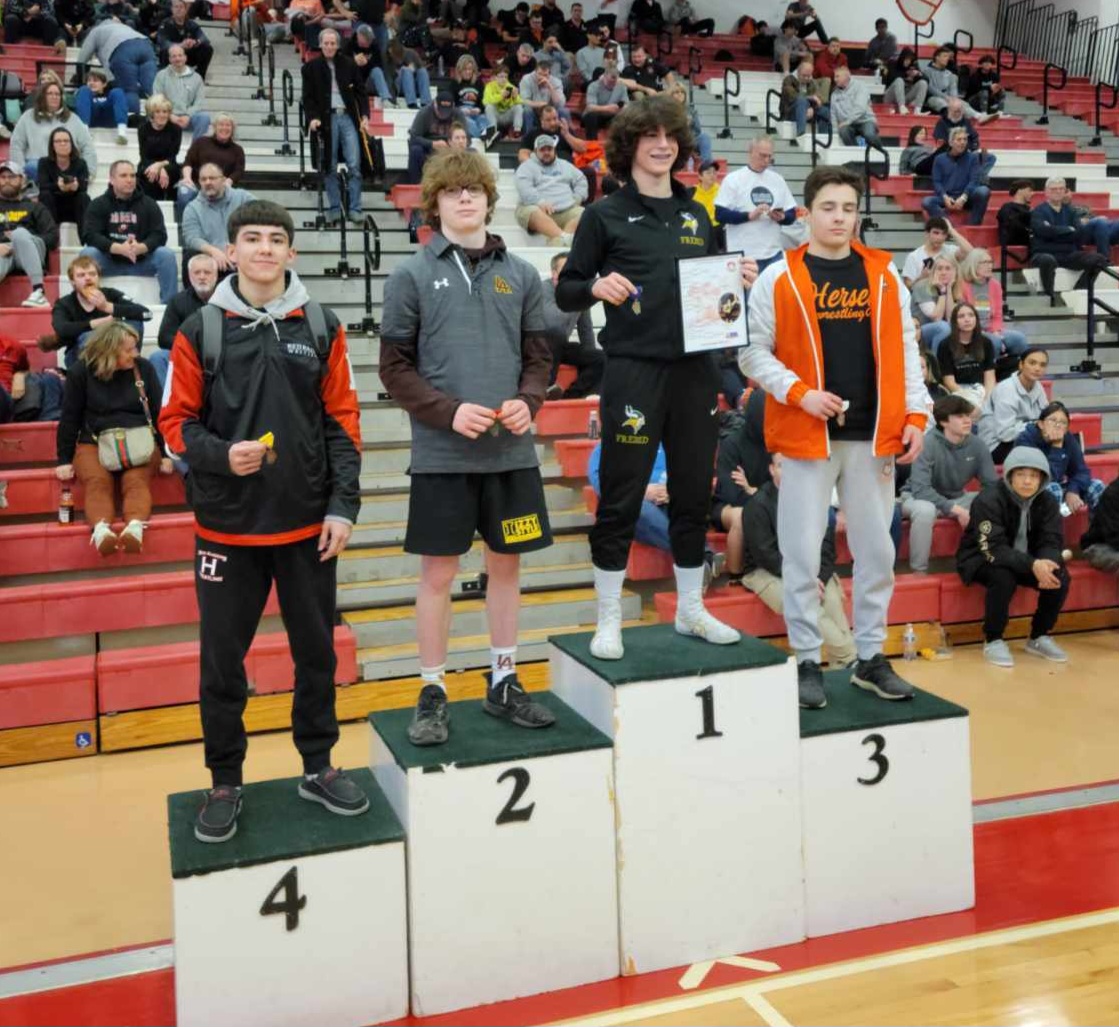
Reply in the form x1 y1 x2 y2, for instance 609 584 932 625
710 405 719 416
628 215 644 222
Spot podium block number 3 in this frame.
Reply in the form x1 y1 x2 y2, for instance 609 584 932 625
857 733 889 786
260 866 307 931
496 767 535 825
695 685 723 740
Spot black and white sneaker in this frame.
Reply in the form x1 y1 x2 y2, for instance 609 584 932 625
194 785 243 843
851 653 914 701
797 660 827 709
298 768 370 815
407 683 450 746
483 672 555 728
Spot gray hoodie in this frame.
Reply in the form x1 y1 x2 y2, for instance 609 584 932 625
514 153 588 212
10 109 98 175
181 185 256 252
903 426 998 514
1001 445 1051 552
78 21 149 78
977 373 1047 450
152 64 206 117
830 76 875 127
924 63 959 101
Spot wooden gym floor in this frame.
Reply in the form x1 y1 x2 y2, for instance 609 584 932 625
2 630 1119 1025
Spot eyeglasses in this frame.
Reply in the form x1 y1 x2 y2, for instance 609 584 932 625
440 185 487 198
1042 417 1070 428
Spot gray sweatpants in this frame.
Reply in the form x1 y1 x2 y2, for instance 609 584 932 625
778 441 896 663
0 227 47 288
883 77 929 111
900 489 977 573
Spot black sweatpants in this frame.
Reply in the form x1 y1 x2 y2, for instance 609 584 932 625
972 562 1070 642
591 353 719 572
196 535 339 787
549 336 604 397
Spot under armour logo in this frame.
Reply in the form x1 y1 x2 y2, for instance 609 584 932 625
433 278 450 290
198 550 227 583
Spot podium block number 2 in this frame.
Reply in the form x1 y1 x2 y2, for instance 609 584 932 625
857 733 889 786
260 866 307 931
496 767 535 825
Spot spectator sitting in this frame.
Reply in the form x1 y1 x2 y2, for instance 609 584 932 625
715 136 798 273
539 0 565 34
923 127 990 226
407 90 463 183
1080 479 1119 574
385 40 432 110
514 132 587 243
968 53 1005 114
780 59 827 139
178 113 247 210
588 441 674 555
629 0 664 34
899 125 937 176
690 159 719 229
157 0 213 78
773 18 809 74
51 255 151 367
150 251 216 385
665 0 713 36
74 69 129 144
883 47 928 115
957 248 1027 358
482 65 524 141
519 104 597 199
561 3 589 53
451 56 488 139
153 43 212 141
977 346 1049 463
136 0 165 39
439 20 486 75
936 302 995 410
925 45 993 121
9 80 98 183
0 332 63 424
582 63 628 140
900 394 996 573
36 128 91 229
668 81 712 165
497 1 529 43
997 178 1034 250
542 251 603 399
812 37 847 102
181 163 254 277
619 45 674 100
1029 176 1109 298
785 0 826 43
902 215 970 288
1015 401 1105 517
55 321 173 556
933 96 996 183
345 23 392 103
865 17 897 69
956 445 1069 668
712 388 769 583
3 0 63 47
830 66 880 147
510 41 538 82
21 68 66 115
575 22 605 82
518 10 546 50
535 33 573 89
79 160 178 304
241 0 291 44
910 254 960 353
77 18 159 117
519 57 569 133
56 0 95 43
447 122 471 150
0 161 57 309
743 452 857 668
137 95 183 201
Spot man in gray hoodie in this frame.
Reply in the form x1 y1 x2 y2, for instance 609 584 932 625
514 133 587 242
181 162 255 280
152 44 211 140
901 394 997 573
77 17 158 115
829 66 880 147
924 46 992 121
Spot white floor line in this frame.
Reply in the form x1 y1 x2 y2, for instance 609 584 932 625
0 944 174 1001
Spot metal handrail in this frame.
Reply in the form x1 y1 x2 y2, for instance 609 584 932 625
276 69 296 155
1090 80 1119 146
809 108 832 168
764 87 781 135
297 100 308 187
997 243 1028 319
912 15 935 56
1038 62 1067 125
688 45 702 79
254 24 267 99
997 44 1018 70
858 140 890 245
717 67 739 139
262 30 279 124
1079 265 1119 375
348 213 383 335
243 9 254 76
952 29 973 53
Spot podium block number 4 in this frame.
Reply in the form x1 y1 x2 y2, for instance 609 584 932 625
260 866 307 931
496 768 535 825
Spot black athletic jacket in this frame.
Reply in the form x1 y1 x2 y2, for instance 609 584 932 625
1081 478 1119 550
957 481 1063 584
556 178 718 362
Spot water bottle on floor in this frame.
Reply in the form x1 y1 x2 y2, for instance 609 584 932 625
903 623 917 662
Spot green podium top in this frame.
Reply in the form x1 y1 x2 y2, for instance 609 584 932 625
168 769 403 879
370 691 612 771
800 668 969 739
549 622 788 685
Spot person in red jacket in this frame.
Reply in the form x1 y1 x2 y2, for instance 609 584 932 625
741 165 927 710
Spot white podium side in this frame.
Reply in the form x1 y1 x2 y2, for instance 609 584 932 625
169 770 407 1027
549 623 806 976
369 691 618 1017
799 671 975 937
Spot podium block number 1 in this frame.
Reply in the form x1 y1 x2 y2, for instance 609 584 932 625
695 685 723 740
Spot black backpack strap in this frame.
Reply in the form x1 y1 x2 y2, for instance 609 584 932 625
303 300 331 360
199 304 225 378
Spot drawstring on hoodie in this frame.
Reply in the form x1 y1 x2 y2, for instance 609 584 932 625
208 269 312 342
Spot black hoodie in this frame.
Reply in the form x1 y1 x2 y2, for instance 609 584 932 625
0 195 59 251
81 187 168 254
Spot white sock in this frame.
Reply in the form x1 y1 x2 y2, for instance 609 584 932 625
116 123 127 134
593 565 625 601
491 646 516 686
675 564 704 613
420 664 446 693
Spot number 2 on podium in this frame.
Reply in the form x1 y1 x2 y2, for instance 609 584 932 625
695 685 723 740
496 767 535 825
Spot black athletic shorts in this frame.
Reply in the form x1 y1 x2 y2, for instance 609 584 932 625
404 468 554 556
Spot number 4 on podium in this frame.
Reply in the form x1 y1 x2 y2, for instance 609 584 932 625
260 866 307 931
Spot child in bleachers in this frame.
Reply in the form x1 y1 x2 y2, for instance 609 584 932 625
1081 479 1119 573
1015 400 1106 517
957 446 1069 668
74 69 129 144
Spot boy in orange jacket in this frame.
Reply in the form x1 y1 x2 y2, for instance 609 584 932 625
741 166 927 710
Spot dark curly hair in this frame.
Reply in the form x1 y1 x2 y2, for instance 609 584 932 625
604 93 693 182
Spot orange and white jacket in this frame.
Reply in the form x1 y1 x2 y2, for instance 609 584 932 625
739 241 928 461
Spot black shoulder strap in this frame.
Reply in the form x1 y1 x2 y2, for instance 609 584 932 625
303 300 331 360
199 303 224 376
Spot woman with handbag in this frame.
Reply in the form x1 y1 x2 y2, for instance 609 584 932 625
55 321 173 555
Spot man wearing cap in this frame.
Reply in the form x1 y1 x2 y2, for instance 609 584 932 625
302 28 374 225
518 56 569 134
580 61 626 139
0 160 58 309
406 90 464 184
519 104 597 200
514 132 587 244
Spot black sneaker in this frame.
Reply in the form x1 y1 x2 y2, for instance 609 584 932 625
194 785 242 843
407 683 450 746
851 653 914 701
483 672 556 728
298 767 370 815
797 660 827 709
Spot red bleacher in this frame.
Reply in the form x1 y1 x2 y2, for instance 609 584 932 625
0 467 186 518
0 656 96 731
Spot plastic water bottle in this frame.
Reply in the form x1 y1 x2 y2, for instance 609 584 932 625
587 408 600 439
902 623 917 662
58 486 74 525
